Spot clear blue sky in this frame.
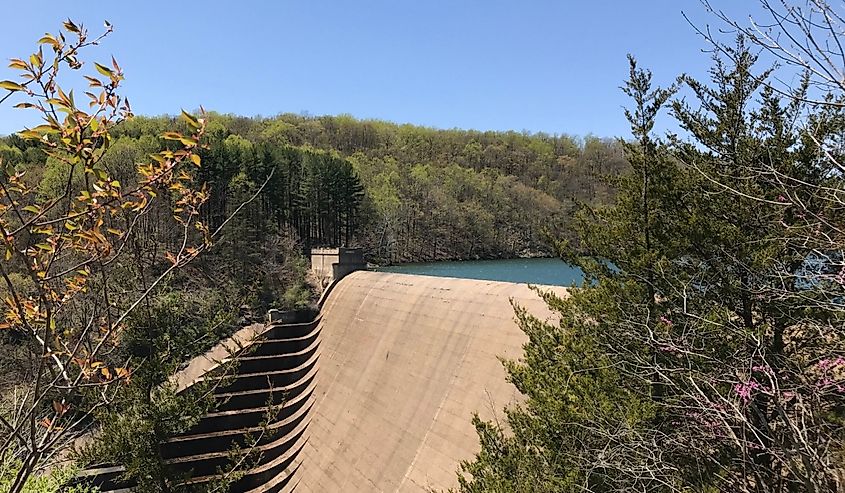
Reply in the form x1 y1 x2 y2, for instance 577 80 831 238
0 1 761 137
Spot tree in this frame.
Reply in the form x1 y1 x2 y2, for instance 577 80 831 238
0 20 260 492
80 289 252 493
453 56 685 493
454 28 844 493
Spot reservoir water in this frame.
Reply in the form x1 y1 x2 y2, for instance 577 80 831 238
376 257 583 286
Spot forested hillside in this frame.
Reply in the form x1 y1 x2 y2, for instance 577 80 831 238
2 114 625 264
49 113 624 263
0 114 629 326
256 114 626 262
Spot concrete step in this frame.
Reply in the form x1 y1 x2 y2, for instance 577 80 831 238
184 440 305 493
213 366 316 412
262 319 320 340
206 351 319 394
233 339 319 374
72 465 125 492
167 411 310 481
249 330 319 357
231 424 309 492
164 385 315 459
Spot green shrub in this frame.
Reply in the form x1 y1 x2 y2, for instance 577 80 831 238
0 460 97 493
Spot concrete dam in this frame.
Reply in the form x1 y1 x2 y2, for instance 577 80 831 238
80 268 565 492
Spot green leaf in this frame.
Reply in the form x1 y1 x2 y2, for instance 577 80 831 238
0 80 24 91
38 34 59 47
47 98 65 107
91 168 108 181
30 51 43 69
181 110 200 129
8 59 27 70
31 124 59 134
94 62 113 77
84 75 102 87
63 19 80 34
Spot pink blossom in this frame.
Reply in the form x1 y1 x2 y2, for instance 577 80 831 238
814 357 845 391
777 194 788 203
659 315 673 327
734 379 760 404
684 408 726 437
817 357 845 371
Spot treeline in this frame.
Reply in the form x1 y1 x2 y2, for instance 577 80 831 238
106 113 627 263
1 104 629 268
0 131 356 312
252 114 627 262
194 135 364 249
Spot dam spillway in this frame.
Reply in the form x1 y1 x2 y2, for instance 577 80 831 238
76 270 565 492
293 271 564 491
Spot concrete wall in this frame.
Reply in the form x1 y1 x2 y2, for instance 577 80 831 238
311 247 367 288
293 271 566 492
310 248 339 284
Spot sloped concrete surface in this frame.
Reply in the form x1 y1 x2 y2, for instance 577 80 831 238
294 271 565 492
75 271 565 493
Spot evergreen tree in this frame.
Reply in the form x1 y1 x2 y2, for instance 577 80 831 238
454 56 685 492
454 40 844 493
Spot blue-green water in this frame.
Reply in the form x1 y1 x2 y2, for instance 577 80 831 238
376 258 584 286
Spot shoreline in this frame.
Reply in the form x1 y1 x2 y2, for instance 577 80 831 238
369 253 559 269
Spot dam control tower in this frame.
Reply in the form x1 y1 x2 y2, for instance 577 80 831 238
310 247 367 288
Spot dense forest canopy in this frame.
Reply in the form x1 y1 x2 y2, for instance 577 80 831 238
1 112 625 265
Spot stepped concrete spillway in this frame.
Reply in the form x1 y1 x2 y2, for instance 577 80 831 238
75 316 324 493
292 271 565 492
75 270 565 492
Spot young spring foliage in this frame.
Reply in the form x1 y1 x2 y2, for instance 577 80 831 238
0 19 255 492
